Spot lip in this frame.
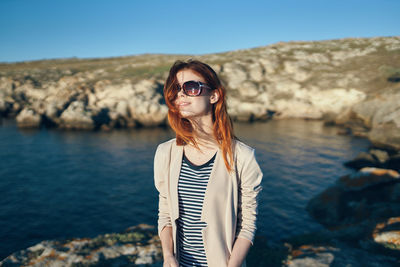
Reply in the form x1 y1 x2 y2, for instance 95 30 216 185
177 102 190 107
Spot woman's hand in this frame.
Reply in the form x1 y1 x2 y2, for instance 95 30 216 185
227 237 252 267
159 227 177 266
163 254 178 267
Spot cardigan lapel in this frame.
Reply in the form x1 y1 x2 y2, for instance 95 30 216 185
201 147 221 223
170 142 183 222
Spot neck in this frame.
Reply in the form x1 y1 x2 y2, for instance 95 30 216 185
189 114 218 147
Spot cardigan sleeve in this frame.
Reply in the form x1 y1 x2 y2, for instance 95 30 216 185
235 148 263 245
154 144 172 237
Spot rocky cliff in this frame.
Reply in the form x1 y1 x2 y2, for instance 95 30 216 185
1 36 399 149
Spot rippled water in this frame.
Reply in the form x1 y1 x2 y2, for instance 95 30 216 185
0 118 370 260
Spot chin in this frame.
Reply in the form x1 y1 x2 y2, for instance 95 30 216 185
180 111 211 121
179 111 196 118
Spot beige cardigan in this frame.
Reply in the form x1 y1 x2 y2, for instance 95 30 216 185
154 138 263 267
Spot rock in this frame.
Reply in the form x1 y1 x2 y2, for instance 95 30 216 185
271 87 365 120
345 149 400 172
306 53 329 64
284 240 399 267
372 217 400 251
283 61 310 82
248 62 264 82
0 97 12 116
24 88 47 102
309 88 366 115
0 224 163 267
387 154 400 172
16 108 41 128
227 100 269 121
94 82 135 109
107 100 134 128
371 94 400 128
93 79 112 93
369 149 390 164
133 79 158 98
238 81 259 98
259 57 278 74
335 92 400 151
368 122 400 151
258 91 272 106
43 102 60 124
344 152 381 169
307 167 400 232
336 73 361 88
337 167 400 191
0 77 14 96
91 107 111 128
9 101 22 116
286 245 335 267
221 62 247 89
129 100 167 127
115 100 130 118
271 79 301 94
90 79 163 127
306 186 343 228
59 101 95 130
57 76 80 88
273 99 321 119
366 92 400 150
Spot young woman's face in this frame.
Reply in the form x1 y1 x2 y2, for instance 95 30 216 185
174 69 218 119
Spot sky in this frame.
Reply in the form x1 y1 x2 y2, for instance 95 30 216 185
0 0 399 63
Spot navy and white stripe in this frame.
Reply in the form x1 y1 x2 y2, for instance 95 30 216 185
177 152 216 267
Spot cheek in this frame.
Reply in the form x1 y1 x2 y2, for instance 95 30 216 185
196 98 212 112
172 95 180 107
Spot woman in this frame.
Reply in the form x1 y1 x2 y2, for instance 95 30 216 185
154 59 263 267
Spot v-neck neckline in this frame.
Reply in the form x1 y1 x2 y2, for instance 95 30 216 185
183 151 217 170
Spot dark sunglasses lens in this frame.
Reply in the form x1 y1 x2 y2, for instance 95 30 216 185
183 81 201 96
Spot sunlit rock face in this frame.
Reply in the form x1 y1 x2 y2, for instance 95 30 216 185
1 37 399 148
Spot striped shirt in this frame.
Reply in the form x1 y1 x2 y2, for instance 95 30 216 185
177 152 216 267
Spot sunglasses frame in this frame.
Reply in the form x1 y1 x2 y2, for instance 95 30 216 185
176 80 212 97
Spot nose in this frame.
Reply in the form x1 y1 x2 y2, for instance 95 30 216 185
176 85 186 98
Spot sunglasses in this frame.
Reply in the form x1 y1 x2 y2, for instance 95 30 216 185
176 80 212 97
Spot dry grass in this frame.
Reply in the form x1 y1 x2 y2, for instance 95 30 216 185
1 37 399 93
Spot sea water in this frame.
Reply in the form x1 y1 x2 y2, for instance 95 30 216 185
0 118 370 259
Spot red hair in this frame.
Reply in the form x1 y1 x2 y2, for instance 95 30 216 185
163 59 235 171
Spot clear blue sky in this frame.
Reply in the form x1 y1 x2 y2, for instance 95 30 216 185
0 0 399 63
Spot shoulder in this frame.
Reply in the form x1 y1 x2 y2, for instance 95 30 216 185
233 139 262 172
233 139 255 159
154 138 176 170
155 138 176 154
232 139 263 183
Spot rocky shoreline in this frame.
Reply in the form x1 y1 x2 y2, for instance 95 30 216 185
248 166 400 267
279 137 400 266
0 224 162 267
1 36 399 150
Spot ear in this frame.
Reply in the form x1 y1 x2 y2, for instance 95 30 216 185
209 90 219 104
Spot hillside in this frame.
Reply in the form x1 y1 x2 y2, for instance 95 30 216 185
0 36 399 149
